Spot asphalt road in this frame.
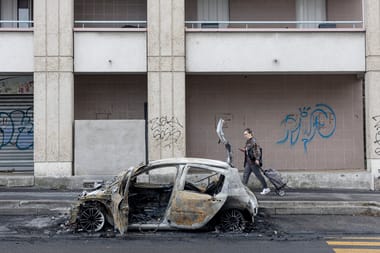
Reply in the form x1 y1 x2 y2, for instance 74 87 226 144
0 237 336 253
0 213 379 253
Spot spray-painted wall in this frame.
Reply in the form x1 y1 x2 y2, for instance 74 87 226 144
186 74 364 171
0 76 33 171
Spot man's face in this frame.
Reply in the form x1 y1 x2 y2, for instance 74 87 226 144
244 131 252 140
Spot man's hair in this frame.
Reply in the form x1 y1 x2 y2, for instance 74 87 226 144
244 128 253 135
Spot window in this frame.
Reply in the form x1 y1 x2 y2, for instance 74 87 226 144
74 0 147 28
18 0 32 28
197 0 229 28
296 0 326 28
184 166 225 196
0 0 32 28
135 166 177 185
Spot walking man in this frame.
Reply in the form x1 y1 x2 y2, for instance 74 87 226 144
240 128 270 195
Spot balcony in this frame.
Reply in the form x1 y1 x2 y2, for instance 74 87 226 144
74 0 147 72
74 31 146 73
0 30 33 72
185 0 365 73
185 0 363 30
186 31 365 73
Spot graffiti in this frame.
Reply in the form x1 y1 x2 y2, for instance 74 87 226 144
372 115 380 156
0 107 33 150
149 116 183 148
277 104 336 152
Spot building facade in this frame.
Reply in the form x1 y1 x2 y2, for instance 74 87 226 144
0 0 379 190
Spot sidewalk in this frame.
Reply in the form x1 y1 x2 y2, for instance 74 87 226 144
0 187 379 216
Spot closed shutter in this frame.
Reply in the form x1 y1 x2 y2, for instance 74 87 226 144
0 94 33 171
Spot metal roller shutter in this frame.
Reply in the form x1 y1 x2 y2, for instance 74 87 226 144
0 94 33 172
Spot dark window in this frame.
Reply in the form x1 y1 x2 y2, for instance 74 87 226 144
18 0 32 27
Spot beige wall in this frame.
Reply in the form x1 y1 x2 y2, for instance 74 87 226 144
230 0 296 28
328 0 363 28
186 75 364 171
230 0 296 20
185 0 197 21
74 75 147 120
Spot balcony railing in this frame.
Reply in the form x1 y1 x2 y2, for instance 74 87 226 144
74 21 147 29
0 20 33 28
185 20 363 29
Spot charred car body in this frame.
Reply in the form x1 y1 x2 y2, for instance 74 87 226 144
69 119 258 234
69 158 258 234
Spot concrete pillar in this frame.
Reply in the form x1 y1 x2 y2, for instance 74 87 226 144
34 0 74 176
365 0 380 190
147 0 186 160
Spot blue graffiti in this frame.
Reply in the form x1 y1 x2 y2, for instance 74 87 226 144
277 104 336 152
0 107 33 150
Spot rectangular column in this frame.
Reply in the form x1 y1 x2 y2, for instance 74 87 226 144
365 0 380 190
147 0 186 160
34 0 74 176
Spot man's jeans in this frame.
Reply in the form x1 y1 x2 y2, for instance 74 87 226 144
242 162 268 189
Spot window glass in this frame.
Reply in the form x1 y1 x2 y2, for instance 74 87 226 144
18 0 32 28
135 166 177 185
184 166 224 195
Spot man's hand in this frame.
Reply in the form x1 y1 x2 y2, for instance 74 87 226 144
239 148 245 152
255 160 260 165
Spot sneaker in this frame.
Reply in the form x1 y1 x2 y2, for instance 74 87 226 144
260 188 271 195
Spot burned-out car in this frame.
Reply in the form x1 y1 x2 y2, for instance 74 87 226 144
69 158 258 234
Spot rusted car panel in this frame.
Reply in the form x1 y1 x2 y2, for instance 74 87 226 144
69 158 258 234
168 191 227 228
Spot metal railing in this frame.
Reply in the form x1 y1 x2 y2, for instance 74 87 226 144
0 20 33 28
185 20 363 29
74 20 147 29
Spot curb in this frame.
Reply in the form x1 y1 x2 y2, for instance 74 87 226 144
0 200 379 216
259 200 380 216
0 200 73 216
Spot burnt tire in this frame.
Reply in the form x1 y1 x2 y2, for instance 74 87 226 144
78 203 106 232
218 209 247 232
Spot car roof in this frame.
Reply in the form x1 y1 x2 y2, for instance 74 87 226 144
147 157 231 169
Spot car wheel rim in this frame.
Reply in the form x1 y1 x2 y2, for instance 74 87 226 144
79 206 105 232
220 209 246 232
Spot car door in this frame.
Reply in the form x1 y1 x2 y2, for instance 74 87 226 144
111 167 134 235
167 164 228 229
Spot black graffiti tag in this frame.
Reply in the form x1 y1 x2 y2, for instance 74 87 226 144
372 115 380 156
149 116 183 148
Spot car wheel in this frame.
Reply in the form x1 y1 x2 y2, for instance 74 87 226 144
218 209 247 232
78 203 106 232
